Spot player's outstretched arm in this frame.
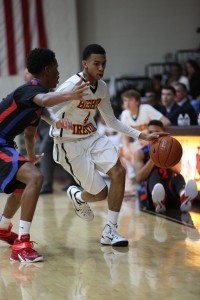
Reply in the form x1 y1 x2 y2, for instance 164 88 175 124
41 108 72 129
33 78 90 107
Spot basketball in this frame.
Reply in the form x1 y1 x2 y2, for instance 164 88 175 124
149 136 183 168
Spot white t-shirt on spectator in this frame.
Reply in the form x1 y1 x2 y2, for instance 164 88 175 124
120 104 164 128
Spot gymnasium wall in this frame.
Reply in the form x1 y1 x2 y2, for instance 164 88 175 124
0 0 200 97
77 0 200 78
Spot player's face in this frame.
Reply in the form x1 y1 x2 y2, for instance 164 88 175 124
45 59 59 89
148 125 164 134
82 54 106 84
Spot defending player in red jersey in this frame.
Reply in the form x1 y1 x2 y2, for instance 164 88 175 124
0 48 89 262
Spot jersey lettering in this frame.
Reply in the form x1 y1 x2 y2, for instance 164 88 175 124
159 168 169 179
77 99 101 109
84 112 91 124
73 123 97 135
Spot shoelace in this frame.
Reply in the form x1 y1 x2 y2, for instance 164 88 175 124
22 246 38 254
12 240 37 251
79 204 91 215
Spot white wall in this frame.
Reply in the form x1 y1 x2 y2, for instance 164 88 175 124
0 0 200 97
77 0 200 78
0 0 79 98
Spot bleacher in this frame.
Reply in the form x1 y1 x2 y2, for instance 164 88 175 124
107 48 200 117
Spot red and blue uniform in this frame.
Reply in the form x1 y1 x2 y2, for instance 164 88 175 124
0 79 47 194
139 144 185 210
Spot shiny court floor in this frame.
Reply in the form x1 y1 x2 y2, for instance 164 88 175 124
0 184 200 300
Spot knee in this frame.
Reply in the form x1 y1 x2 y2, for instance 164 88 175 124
30 170 44 186
108 162 126 181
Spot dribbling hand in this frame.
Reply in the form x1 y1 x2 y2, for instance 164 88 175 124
139 131 170 142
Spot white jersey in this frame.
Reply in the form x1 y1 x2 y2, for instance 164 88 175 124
120 104 164 128
50 72 141 140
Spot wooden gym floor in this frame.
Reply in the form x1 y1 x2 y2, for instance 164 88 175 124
0 181 200 300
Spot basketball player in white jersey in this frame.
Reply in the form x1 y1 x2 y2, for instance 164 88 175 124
49 44 168 247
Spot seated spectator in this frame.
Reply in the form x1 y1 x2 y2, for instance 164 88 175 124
142 89 164 112
185 59 200 100
151 74 163 99
174 82 198 124
120 89 170 188
134 120 198 212
165 63 189 90
160 85 183 125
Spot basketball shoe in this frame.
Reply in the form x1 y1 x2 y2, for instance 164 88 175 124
101 223 129 247
0 223 18 245
152 183 166 213
180 179 198 212
10 234 43 263
67 185 94 221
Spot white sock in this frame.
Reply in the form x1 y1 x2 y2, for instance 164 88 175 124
76 191 85 203
107 210 119 226
0 215 11 230
19 220 31 239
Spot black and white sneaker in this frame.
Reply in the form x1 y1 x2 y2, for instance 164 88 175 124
101 223 128 247
67 185 94 221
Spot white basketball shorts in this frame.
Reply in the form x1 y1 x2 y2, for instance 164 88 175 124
53 132 119 195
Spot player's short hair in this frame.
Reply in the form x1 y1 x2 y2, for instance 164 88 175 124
82 44 106 60
26 48 56 74
148 119 164 129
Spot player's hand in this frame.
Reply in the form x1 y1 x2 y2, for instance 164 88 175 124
139 132 170 142
29 153 44 165
56 118 73 130
70 77 90 102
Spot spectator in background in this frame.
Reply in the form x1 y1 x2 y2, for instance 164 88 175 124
185 59 200 114
165 63 189 91
173 82 198 124
185 59 200 100
120 89 170 187
142 89 164 112
151 74 163 100
160 85 183 125
134 120 198 212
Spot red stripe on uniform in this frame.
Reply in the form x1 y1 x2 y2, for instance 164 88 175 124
14 188 24 194
0 152 13 162
21 0 31 58
36 0 47 47
3 0 17 74
0 152 27 162
0 100 17 123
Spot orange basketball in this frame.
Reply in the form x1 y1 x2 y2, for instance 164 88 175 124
149 136 183 168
